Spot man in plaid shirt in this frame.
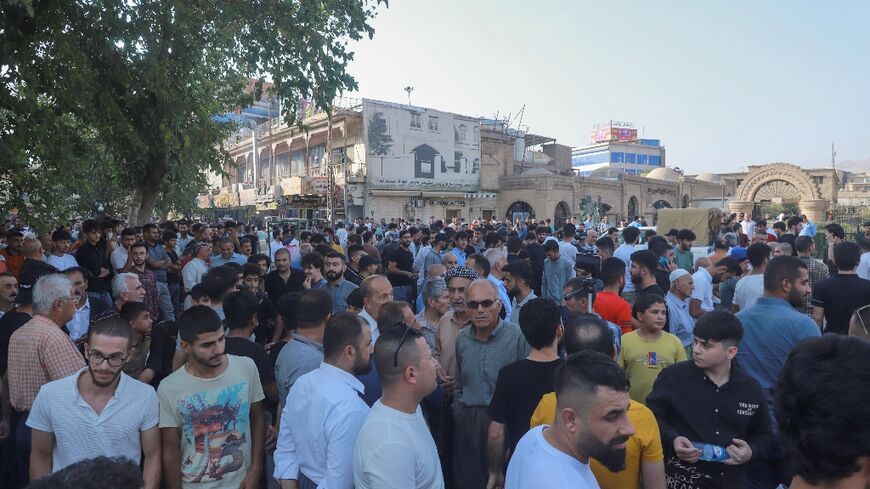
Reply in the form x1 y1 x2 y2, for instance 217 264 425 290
795 236 829 317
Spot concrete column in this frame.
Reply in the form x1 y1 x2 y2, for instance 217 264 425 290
729 200 753 217
799 199 829 222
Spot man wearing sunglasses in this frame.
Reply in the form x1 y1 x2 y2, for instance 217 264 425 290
453 279 530 489
28 317 160 488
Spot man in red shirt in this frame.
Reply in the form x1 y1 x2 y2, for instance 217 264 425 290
594 257 634 334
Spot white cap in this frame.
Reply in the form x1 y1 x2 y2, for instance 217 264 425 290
669 268 690 283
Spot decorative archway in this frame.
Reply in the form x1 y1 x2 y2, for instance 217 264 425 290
627 196 638 220
554 201 571 228
506 201 535 223
731 162 828 222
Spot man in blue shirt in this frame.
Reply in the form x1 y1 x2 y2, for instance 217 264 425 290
735 255 820 489
210 237 247 268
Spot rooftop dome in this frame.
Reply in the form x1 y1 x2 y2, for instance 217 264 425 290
646 167 681 182
695 172 722 184
586 167 625 179
521 167 554 176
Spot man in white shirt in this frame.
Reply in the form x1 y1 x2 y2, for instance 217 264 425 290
181 242 211 310
505 351 634 488
353 322 444 489
274 312 372 489
558 223 579 265
732 243 771 312
110 228 138 273
358 275 393 343
614 226 640 303
44 230 78 271
28 317 160 488
689 257 734 318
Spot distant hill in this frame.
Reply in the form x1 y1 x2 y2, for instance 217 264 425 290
836 158 870 173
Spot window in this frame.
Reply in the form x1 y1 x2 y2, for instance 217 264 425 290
611 152 625 163
637 154 648 165
456 124 467 143
625 153 636 163
274 153 290 177
290 150 304 176
428 116 439 131
648 155 662 166
410 112 422 129
309 145 325 173
812 176 824 184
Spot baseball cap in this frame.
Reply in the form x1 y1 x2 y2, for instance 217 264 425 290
669 268 690 283
730 247 748 261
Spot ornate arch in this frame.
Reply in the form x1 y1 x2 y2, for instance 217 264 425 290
554 201 571 228
736 163 821 202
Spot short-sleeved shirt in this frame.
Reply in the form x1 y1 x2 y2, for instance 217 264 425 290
0 310 31 377
225 337 276 391
733 274 765 311
147 243 170 282
45 253 78 271
158 355 265 489
530 395 663 489
487 358 561 454
799 256 830 315
274 334 324 403
617 330 687 404
264 270 305 306
8 314 86 411
327 279 358 314
594 291 634 334
505 425 600 489
385 246 414 287
691 268 715 312
27 369 159 471
812 274 870 335
665 291 695 347
673 247 694 272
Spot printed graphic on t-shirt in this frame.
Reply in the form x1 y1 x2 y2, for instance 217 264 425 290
177 382 250 484
646 351 658 367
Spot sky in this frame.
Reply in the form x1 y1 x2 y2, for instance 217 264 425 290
346 0 870 174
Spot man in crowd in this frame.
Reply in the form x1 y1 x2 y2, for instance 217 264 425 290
615 226 641 303
2 230 26 278
174 220 193 256
558 223 578 264
673 229 695 272
75 220 113 304
274 289 333 404
158 306 265 489
665 269 696 358
181 242 211 309
143 223 174 321
736 255 821 488
358 275 393 344
352 323 444 489
44 230 77 271
344 244 366 286
592 257 632 334
525 226 549 296
0 272 18 319
647 311 773 488
324 251 358 314
63 267 110 343
502 260 536 325
210 237 246 268
630 249 666 298
96 272 145 323
774 334 870 489
384 229 416 305
541 240 574 304
27 317 160 488
506 351 635 487
264 248 304 306
689 257 734 318
453 279 529 488
8 274 86 485
301 253 328 289
416 277 449 353
486 298 563 488
222 291 278 404
811 241 870 334
778 215 803 251
274 313 372 489
130 242 160 321
468 252 512 321
732 242 771 312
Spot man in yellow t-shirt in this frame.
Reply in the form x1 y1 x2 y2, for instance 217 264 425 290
530 315 666 489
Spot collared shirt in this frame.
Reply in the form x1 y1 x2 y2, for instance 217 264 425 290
508 290 537 325
736 297 820 428
614 244 637 293
541 257 575 303
359 307 379 343
133 267 160 321
691 267 715 312
45 253 78 271
328 278 358 314
66 298 92 342
8 314 86 411
175 234 194 257
209 252 247 269
414 309 439 352
453 320 530 412
27 368 159 471
487 274 513 320
673 247 694 272
274 362 369 487
798 255 830 316
146 243 169 282
264 269 305 306
181 257 208 292
434 310 469 377
665 291 695 347
646 361 774 488
275 334 324 404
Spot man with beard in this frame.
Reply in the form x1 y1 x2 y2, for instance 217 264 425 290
1 230 26 279
630 250 666 299
352 323 444 489
384 230 416 305
690 257 736 319
264 248 304 308
130 242 160 321
158 306 265 489
453 279 530 489
524 226 549 296
27 317 160 488
274 312 372 489
735 256 820 489
505 351 635 488
647 311 773 488
324 252 358 314
502 260 537 325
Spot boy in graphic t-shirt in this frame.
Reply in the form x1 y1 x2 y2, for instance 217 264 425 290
617 294 686 403
158 306 265 489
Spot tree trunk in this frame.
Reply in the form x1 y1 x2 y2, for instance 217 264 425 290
128 158 166 225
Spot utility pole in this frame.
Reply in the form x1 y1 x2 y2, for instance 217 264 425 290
404 86 414 106
831 142 836 169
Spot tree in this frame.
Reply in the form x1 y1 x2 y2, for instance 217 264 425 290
1 0 385 225
367 111 393 175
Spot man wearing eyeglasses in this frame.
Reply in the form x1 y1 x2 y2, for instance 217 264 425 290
453 279 530 489
7 273 85 486
27 317 160 488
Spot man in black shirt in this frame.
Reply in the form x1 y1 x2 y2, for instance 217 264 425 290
486 298 562 488
811 241 870 334
646 311 773 488
630 249 666 298
74 219 112 303
264 248 304 308
223 291 278 405
524 226 549 296
384 229 416 305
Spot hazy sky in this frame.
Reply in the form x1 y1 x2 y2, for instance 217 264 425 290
347 0 870 174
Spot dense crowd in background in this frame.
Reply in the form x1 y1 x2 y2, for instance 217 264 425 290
0 210 869 489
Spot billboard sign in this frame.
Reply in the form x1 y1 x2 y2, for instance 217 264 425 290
363 99 481 191
590 121 638 143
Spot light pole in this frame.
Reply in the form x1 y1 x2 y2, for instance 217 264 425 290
404 86 414 106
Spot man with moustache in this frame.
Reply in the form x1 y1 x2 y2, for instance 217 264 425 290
324 252 358 314
506 351 635 488
130 242 160 321
27 318 160 488
274 313 372 489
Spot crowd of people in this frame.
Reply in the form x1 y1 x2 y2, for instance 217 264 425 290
0 211 868 489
